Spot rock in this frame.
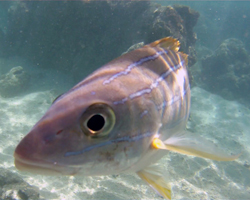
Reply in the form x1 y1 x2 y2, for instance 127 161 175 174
0 66 30 97
144 4 199 66
200 38 250 100
173 5 200 66
0 167 40 200
122 42 144 54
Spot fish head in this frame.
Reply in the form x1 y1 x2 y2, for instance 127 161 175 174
14 78 159 176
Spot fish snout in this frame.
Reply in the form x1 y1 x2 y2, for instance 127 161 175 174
14 136 76 176
14 129 62 175
14 131 47 171
14 125 84 175
15 131 39 163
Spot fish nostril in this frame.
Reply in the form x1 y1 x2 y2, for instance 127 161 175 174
44 130 64 144
56 130 63 135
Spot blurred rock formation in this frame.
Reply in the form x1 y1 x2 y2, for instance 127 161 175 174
0 167 40 200
201 38 250 100
0 66 30 97
0 1 199 81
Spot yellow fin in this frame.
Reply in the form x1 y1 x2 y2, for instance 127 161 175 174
148 37 180 52
137 165 171 200
152 132 240 161
152 138 166 149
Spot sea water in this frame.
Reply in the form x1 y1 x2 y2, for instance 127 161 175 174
0 1 249 199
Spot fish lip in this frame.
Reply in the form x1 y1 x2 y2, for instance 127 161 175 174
14 152 81 176
14 152 64 175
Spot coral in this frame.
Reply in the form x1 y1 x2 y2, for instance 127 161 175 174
0 66 30 97
200 38 250 100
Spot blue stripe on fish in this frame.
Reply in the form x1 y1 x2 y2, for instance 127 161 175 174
63 47 188 157
113 59 185 105
65 84 189 157
140 110 149 118
53 50 168 104
157 84 189 120
103 50 167 85
64 132 154 156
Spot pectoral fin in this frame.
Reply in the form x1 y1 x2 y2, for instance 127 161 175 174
151 132 240 161
137 165 171 200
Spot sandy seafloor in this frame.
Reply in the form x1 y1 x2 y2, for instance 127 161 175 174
0 57 250 200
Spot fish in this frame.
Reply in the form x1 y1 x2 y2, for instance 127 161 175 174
14 37 239 199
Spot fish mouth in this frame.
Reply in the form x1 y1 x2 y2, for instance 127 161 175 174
14 152 79 176
14 152 62 175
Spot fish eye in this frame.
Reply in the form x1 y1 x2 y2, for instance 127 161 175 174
80 103 115 138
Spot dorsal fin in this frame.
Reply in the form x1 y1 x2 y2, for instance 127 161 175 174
148 37 180 52
148 37 188 66
149 37 180 52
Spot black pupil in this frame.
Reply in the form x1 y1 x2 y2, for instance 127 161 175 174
87 114 105 132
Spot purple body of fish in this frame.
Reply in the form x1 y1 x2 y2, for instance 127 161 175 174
14 37 238 199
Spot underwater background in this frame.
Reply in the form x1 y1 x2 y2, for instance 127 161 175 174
0 1 249 199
